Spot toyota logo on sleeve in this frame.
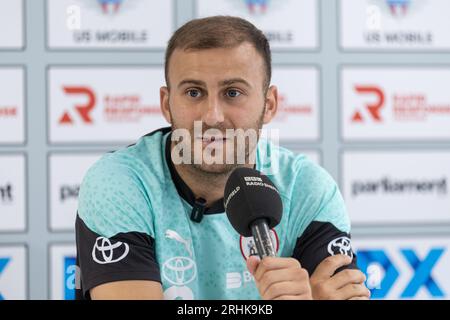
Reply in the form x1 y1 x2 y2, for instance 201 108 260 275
327 236 354 259
92 237 129 264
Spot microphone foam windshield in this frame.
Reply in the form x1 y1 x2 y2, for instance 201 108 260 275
224 167 283 237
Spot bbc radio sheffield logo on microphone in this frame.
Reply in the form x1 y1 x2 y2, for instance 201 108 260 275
354 237 450 299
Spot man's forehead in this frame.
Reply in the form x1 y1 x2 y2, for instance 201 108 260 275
174 41 260 57
172 45 261 66
168 43 265 85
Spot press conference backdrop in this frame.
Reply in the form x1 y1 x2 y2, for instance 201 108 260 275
1 0 450 300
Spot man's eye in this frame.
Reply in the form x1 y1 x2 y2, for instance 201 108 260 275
186 89 202 98
226 89 241 98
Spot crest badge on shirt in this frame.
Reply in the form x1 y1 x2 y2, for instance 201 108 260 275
239 229 280 260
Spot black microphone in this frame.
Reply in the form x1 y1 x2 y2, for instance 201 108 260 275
224 167 283 259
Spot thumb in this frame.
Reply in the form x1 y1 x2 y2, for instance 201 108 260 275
312 254 352 281
246 255 261 275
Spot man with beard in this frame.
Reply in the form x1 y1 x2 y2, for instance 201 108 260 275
75 16 369 300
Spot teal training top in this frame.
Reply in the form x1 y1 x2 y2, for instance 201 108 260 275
75 127 356 300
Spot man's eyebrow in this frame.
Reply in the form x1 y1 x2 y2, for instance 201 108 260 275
177 79 207 89
177 78 253 89
219 78 252 88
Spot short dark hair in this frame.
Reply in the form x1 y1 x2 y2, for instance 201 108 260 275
165 16 271 90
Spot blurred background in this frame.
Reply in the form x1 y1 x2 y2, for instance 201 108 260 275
1 0 450 300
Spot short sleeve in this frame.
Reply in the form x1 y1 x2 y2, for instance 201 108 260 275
289 158 350 237
288 159 358 276
75 155 160 299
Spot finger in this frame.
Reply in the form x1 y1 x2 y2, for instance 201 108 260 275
259 268 308 297
263 280 311 300
335 283 371 300
274 294 312 300
328 269 366 290
274 295 301 300
246 255 261 275
254 257 301 282
349 296 370 300
311 255 352 281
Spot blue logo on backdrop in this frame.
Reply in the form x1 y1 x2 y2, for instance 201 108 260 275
245 0 269 14
386 0 412 16
357 248 445 299
97 0 124 14
0 258 11 300
64 256 77 300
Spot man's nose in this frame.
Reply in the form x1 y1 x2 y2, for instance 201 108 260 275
202 96 225 126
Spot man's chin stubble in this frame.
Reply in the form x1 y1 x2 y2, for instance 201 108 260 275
191 163 241 176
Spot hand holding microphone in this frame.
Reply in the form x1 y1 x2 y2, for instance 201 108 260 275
224 167 312 300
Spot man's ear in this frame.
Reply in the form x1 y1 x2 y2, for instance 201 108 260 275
160 86 172 124
262 85 278 125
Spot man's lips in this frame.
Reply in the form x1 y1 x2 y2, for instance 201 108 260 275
196 136 229 146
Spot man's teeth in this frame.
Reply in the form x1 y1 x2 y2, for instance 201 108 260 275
201 137 226 142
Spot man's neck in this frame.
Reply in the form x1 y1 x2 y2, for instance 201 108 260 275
170 141 254 208
173 163 228 207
